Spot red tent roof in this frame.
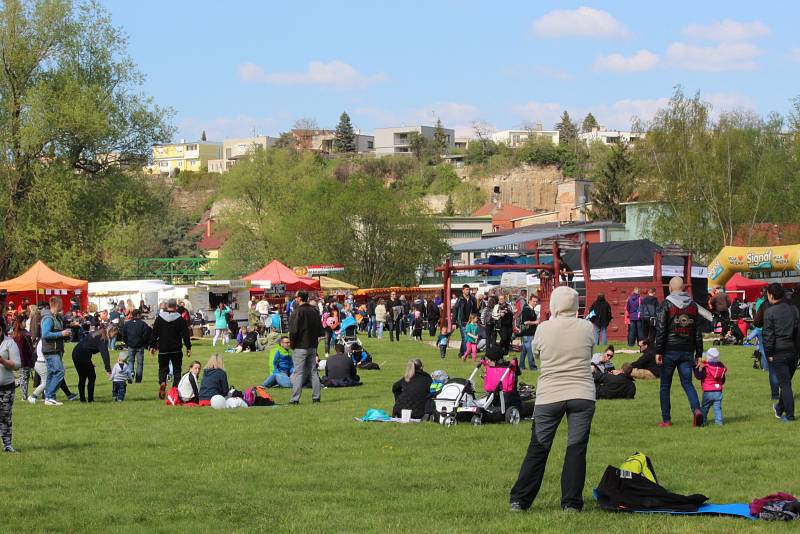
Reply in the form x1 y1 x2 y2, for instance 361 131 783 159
725 273 767 302
242 260 320 291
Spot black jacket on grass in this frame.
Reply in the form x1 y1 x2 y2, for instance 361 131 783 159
595 372 636 400
150 311 191 354
391 371 432 419
631 348 660 378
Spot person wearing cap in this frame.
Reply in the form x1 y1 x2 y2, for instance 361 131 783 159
150 298 192 400
693 347 727 426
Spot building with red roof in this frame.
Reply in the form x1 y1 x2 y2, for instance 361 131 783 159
472 201 536 232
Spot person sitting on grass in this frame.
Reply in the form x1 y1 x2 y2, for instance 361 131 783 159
322 342 360 387
595 363 636 400
350 342 378 370
178 360 202 404
391 358 432 420
262 336 293 388
629 339 660 379
198 354 229 406
591 345 615 376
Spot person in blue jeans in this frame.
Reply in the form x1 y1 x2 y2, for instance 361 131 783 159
262 336 293 388
518 295 539 371
40 297 73 406
654 277 704 427
453 285 476 359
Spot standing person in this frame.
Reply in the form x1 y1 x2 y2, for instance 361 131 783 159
426 298 440 337
255 296 270 327
109 354 133 402
654 277 703 428
366 297 377 338
482 295 498 352
763 283 797 422
492 294 514 355
374 299 387 340
640 288 659 341
693 347 727 426
750 287 779 400
519 295 539 371
288 291 323 405
586 293 613 346
150 299 192 400
453 285 477 358
462 314 480 361
322 301 340 355
386 292 404 343
0 327 21 452
711 288 731 335
625 288 642 347
12 316 35 401
120 309 151 383
509 286 596 513
40 296 73 406
212 302 231 347
71 327 116 403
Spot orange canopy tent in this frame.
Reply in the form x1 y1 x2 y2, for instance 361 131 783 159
0 261 89 310
242 260 321 292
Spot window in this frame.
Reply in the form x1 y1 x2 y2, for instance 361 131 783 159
447 229 483 239
225 148 232 158
367 141 374 149
159 161 169 168
185 144 198 151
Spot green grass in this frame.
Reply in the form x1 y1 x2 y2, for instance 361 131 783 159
2 335 796 533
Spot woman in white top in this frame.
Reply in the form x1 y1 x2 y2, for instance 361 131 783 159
177 360 201 403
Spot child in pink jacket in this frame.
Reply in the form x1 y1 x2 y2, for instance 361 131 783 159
693 347 727 426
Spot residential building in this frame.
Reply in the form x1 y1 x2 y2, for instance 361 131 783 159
312 131 375 154
292 128 333 149
492 128 559 147
208 136 275 173
509 179 594 228
148 140 222 175
374 125 455 156
454 137 471 151
438 215 494 265
190 214 229 259
579 128 645 146
472 201 536 232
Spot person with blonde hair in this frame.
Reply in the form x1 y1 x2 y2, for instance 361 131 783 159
198 354 229 405
391 358 432 419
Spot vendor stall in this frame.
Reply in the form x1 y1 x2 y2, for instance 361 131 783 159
243 260 321 292
0 261 88 311
88 279 174 315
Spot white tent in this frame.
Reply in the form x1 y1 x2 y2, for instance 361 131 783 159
88 280 174 313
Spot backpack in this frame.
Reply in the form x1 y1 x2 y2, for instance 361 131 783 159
165 387 181 406
245 385 274 406
619 451 658 484
243 387 256 407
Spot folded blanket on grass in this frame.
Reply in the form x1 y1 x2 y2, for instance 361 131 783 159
593 491 754 519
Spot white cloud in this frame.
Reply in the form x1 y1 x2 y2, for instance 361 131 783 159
593 49 659 72
791 48 800 63
682 20 771 41
532 7 630 39
178 114 286 142
238 60 387 90
500 64 575 82
666 42 761 71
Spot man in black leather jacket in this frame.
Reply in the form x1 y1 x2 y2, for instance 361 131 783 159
763 283 798 421
654 277 703 428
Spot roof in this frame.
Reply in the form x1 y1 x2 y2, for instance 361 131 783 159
471 202 536 220
0 261 88 292
319 276 358 291
88 280 174 296
242 260 320 291
561 239 703 270
451 221 623 252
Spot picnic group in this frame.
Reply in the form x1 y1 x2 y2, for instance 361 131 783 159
0 276 798 518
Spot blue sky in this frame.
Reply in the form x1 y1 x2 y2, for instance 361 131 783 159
104 1 800 141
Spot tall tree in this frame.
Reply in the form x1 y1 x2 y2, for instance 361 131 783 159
333 111 356 153
201 130 207 141
433 118 448 155
588 141 635 222
554 110 578 145
581 112 599 133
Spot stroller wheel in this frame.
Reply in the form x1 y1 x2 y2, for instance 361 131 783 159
506 407 521 425
471 415 482 426
443 416 457 427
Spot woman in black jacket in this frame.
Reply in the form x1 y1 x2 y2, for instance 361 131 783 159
426 300 440 337
198 354 230 403
587 293 613 346
72 327 117 403
391 359 433 419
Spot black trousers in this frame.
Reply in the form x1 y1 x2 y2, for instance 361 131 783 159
158 352 183 387
498 325 513 354
388 321 402 341
510 399 595 510
72 356 96 403
428 319 438 337
771 353 797 418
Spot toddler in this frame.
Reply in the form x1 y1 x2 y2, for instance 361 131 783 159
462 314 479 361
693 347 727 425
110 354 133 401
412 310 423 341
436 323 452 359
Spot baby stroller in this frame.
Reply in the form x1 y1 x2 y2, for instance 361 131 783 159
435 361 522 427
337 315 360 356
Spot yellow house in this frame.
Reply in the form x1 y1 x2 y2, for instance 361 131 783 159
148 140 222 174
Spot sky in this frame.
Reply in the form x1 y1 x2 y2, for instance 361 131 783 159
103 1 800 141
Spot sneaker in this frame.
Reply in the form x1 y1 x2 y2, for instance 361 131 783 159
44 399 63 406
28 396 37 405
562 506 581 513
657 421 673 428
312 399 321 403
509 502 526 513
289 400 299 405
158 383 166 400
3 446 18 453
167 374 173 382
779 416 795 422
68 394 79 401
773 404 782 419
692 409 703 427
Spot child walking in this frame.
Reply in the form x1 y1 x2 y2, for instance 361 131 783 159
412 311 424 341
436 322 452 359
693 347 727 426
462 314 479 361
110 354 133 402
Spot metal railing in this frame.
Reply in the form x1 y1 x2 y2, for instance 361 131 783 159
136 257 220 284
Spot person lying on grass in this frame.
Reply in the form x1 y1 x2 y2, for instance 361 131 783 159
262 336 293 388
198 354 229 406
595 363 636 400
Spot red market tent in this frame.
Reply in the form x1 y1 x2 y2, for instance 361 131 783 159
0 260 89 310
725 273 767 302
242 260 321 292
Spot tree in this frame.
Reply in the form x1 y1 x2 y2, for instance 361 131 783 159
587 141 635 222
333 111 356 153
433 118 448 155
581 112 599 133
273 132 297 150
292 117 318 148
201 130 207 141
554 110 578 145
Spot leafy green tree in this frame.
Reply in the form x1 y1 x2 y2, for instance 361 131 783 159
273 132 297 150
433 118 448 155
554 110 578 145
581 112 599 133
427 164 460 194
333 111 356 153
587 141 635 222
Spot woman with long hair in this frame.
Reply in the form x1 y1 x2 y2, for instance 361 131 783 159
71 326 116 403
391 358 433 419
198 354 229 405
0 325 21 452
12 316 35 401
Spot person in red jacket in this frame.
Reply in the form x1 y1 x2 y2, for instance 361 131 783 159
693 347 726 426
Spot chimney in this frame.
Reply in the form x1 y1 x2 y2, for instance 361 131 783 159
206 219 212 238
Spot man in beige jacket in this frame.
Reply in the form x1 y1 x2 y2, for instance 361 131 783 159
510 285 596 513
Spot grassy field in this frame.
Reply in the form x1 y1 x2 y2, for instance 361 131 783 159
2 332 797 533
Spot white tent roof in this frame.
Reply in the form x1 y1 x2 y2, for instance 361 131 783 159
88 280 174 296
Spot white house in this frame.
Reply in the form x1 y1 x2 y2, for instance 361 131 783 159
579 128 645 146
373 125 455 156
491 128 559 147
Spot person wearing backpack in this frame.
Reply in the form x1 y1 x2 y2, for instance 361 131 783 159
763 283 797 422
586 294 613 346
639 288 659 342
120 309 151 383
